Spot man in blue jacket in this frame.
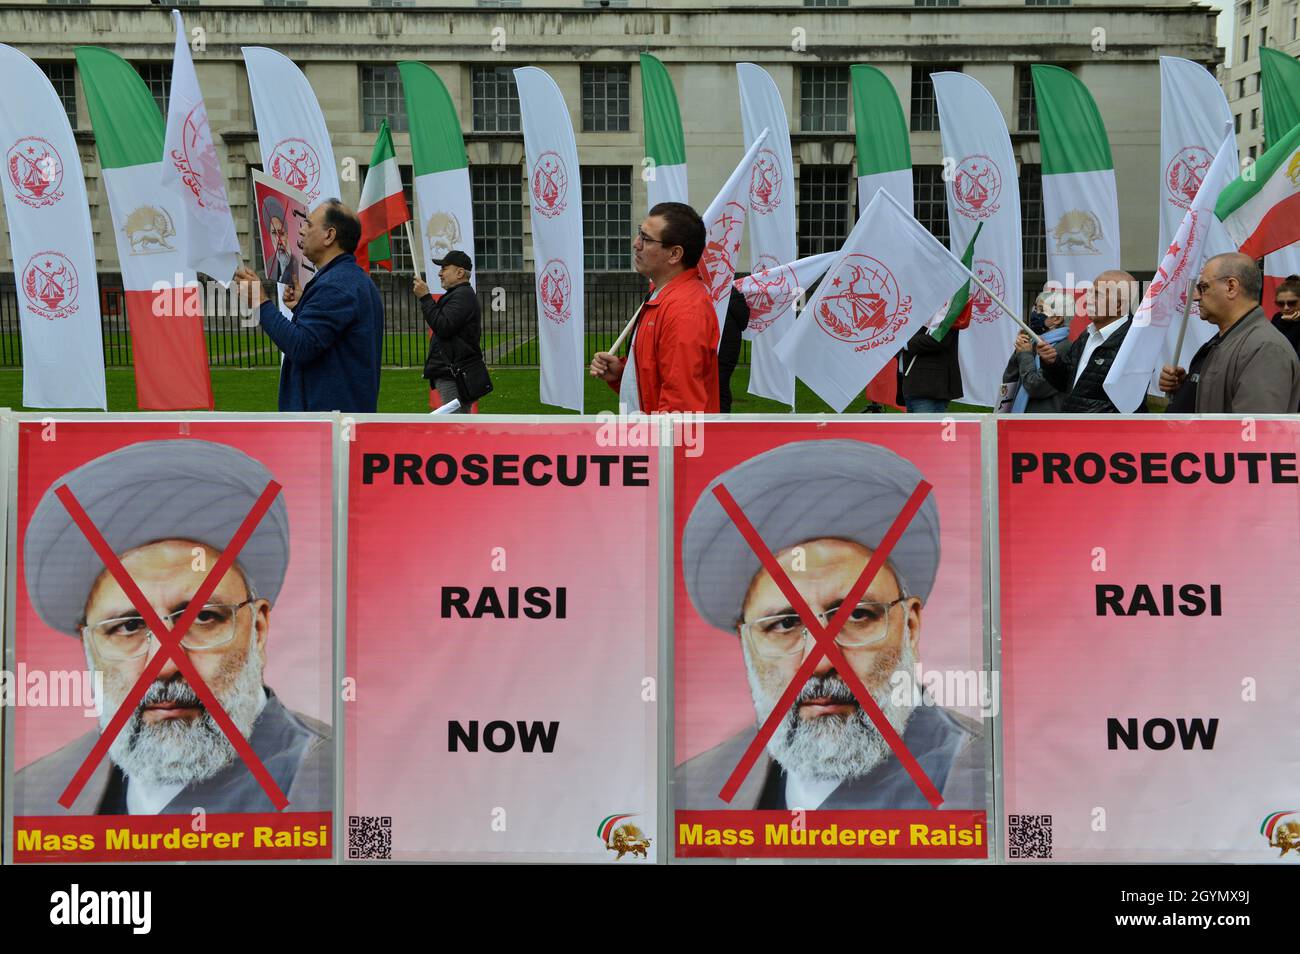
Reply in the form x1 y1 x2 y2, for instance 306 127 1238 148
235 198 384 412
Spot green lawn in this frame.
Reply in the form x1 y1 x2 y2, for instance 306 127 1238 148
0 365 955 414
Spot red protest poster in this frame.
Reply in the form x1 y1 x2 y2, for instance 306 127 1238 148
672 419 990 859
8 418 335 862
999 417 1300 863
251 169 313 287
344 420 658 862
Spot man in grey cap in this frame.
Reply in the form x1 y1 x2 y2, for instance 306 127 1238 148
15 440 332 816
676 439 984 811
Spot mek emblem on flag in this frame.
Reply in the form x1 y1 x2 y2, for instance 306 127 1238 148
170 103 228 213
970 260 1006 323
538 258 573 323
952 155 1002 220
123 206 178 256
744 255 795 333
1140 210 1202 327
1165 146 1213 212
748 149 782 215
704 202 745 303
21 251 79 320
814 254 912 349
531 151 569 218
425 210 462 260
1052 210 1104 254
6 137 64 209
268 138 322 202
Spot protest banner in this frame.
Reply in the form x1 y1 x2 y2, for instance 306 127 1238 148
673 419 990 859
251 169 312 289
999 417 1300 862
344 419 659 862
7 417 335 862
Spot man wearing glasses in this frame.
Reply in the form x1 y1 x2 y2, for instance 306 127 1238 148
589 202 720 413
676 440 984 811
15 440 331 816
1159 253 1300 413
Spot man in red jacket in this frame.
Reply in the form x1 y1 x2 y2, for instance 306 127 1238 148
590 202 720 412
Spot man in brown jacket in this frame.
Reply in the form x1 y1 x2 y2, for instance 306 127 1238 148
1160 253 1300 413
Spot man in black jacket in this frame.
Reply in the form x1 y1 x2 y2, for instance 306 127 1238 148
1037 270 1145 413
412 250 482 413
898 324 961 413
717 289 750 413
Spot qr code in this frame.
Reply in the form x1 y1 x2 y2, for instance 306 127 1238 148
1007 814 1052 859
348 815 392 860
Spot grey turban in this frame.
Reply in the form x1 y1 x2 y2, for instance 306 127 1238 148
680 439 940 633
24 440 290 636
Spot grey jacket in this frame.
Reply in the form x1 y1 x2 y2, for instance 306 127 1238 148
675 704 985 810
1002 349 1066 413
14 689 333 815
1193 308 1300 413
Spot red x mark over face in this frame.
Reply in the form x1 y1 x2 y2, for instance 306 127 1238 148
712 479 944 808
54 480 289 811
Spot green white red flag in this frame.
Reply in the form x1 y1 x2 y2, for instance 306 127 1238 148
1215 119 1300 259
641 53 687 209
75 45 213 410
1033 66 1122 336
357 118 410 273
1258 47 1300 306
929 222 983 342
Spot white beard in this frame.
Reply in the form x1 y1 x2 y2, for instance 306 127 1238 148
91 642 266 788
744 631 918 783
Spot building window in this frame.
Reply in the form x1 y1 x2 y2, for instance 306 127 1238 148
370 0 418 6
1016 65 1039 132
910 64 954 132
1260 0 1269 10
1235 112 1242 134
46 0 90 5
797 165 853 258
1259 26 1268 45
800 65 850 132
264 0 308 6
1020 163 1046 273
1240 0 1251 16
1252 107 1260 129
804 0 848 6
581 0 629 6
1249 145 1257 160
1242 35 1250 60
361 65 408 133
913 166 950 247
581 166 632 270
137 63 171 121
478 0 523 6
1236 78 1246 98
1025 0 1070 6
471 165 524 271
581 66 630 133
915 0 960 6
39 62 77 130
472 66 521 133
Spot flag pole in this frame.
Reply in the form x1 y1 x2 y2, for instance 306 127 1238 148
1169 275 1199 369
606 301 647 357
403 220 422 283
959 264 1043 345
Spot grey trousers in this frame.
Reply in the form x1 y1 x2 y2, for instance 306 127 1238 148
433 377 469 412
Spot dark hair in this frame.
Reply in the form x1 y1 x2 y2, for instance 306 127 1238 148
647 201 706 268
1279 275 1300 298
320 198 362 254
